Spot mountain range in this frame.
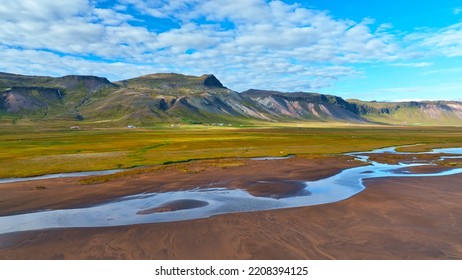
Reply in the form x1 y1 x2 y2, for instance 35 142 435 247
1 71 461 126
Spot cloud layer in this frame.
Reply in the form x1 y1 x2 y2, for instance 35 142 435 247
0 0 461 93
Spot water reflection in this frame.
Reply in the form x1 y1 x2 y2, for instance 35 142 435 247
0 146 461 234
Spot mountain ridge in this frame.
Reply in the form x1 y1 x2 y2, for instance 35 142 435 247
1 71 461 126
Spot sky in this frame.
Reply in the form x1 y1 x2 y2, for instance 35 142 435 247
1 0 462 101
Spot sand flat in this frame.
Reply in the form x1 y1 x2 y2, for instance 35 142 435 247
0 158 461 259
0 156 358 216
136 199 209 214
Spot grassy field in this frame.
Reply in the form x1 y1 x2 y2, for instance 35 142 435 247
1 122 461 178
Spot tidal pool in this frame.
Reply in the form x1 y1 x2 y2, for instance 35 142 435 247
0 147 461 234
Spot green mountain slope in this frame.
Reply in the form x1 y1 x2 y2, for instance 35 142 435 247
348 99 462 126
239 89 366 122
0 72 117 120
1 71 461 126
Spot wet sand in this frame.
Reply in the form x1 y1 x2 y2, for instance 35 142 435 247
367 153 444 165
136 199 209 214
0 158 461 259
0 156 358 216
244 180 309 198
392 165 455 174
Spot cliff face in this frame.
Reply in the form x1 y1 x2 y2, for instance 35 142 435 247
53 75 115 92
0 72 118 120
348 100 462 125
239 90 366 122
1 87 62 113
1 71 461 126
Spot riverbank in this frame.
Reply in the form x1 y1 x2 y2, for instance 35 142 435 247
2 125 461 179
0 155 359 216
1 153 462 259
1 172 461 259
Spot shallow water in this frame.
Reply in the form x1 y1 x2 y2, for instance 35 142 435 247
251 155 294 161
348 147 462 155
0 146 461 234
0 156 295 185
0 169 123 184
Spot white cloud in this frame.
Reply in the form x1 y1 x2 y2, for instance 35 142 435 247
3 0 451 93
453 8 462 15
0 1 161 60
117 0 200 20
110 0 399 63
0 0 91 22
410 22 462 57
422 67 462 75
0 45 169 81
356 83 462 102
0 0 397 92
392 62 433 68
92 8 133 25
195 0 272 23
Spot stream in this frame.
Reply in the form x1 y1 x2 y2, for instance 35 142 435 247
0 146 461 234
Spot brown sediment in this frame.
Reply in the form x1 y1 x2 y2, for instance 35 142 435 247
439 158 462 167
136 199 209 214
392 165 455 174
366 153 444 165
0 157 461 260
0 155 359 216
244 180 309 198
363 153 462 169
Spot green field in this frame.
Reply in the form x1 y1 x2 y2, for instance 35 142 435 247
1 123 461 178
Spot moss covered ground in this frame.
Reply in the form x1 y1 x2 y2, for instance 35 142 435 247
1 122 461 178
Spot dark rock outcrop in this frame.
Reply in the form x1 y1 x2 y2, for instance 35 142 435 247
202 74 225 88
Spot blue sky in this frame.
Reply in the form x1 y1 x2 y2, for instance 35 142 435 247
1 0 461 101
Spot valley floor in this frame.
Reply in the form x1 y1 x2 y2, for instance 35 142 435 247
0 156 461 259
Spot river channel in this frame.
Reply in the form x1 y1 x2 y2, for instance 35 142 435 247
0 146 461 234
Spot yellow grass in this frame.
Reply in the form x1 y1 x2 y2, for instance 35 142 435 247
0 123 461 178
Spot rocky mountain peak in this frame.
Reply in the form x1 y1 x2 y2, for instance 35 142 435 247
55 75 115 92
201 74 225 88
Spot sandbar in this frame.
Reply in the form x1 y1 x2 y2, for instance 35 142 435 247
0 157 461 259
